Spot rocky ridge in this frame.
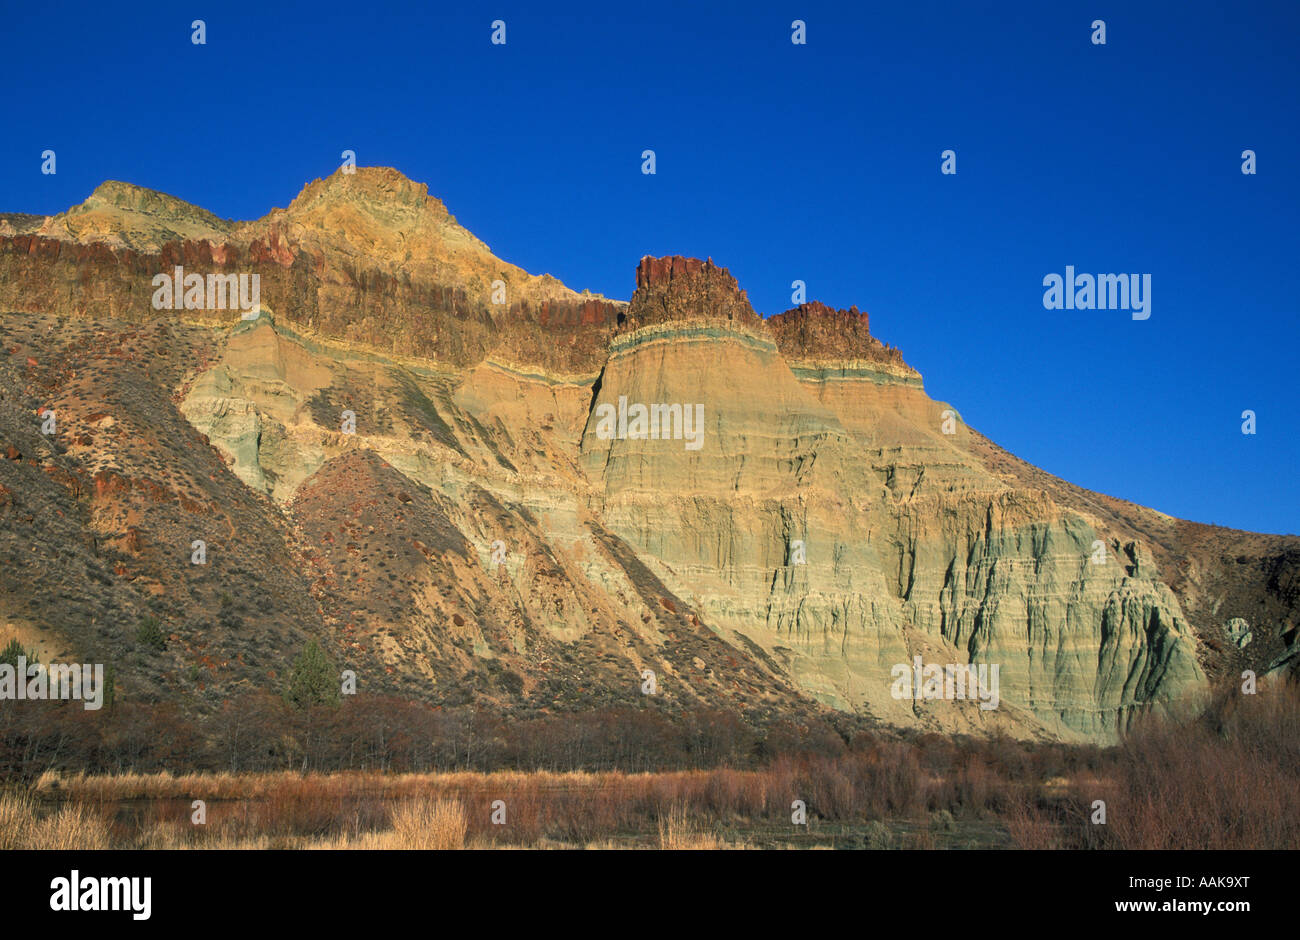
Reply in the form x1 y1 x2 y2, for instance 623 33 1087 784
1 168 1296 743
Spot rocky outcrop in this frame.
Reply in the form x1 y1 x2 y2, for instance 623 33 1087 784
576 257 1207 740
0 169 626 374
3 170 1295 742
769 301 917 379
624 256 761 332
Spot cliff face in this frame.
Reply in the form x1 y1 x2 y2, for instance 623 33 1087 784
576 260 1207 739
0 169 625 372
1 169 1294 742
625 256 762 331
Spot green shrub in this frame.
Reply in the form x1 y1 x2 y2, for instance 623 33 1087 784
283 639 340 708
0 637 36 668
136 616 167 652
863 820 895 850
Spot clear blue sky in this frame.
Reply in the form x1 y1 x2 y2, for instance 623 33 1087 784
2 1 1297 534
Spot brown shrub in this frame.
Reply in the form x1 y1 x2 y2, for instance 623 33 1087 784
389 797 467 850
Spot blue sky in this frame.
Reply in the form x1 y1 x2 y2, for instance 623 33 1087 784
2 1 1297 533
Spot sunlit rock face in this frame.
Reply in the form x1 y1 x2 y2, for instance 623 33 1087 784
4 169 1291 743
575 256 1206 741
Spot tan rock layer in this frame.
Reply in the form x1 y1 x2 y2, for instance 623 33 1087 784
2 170 1297 743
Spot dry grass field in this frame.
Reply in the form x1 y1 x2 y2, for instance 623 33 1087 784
3 683 1296 850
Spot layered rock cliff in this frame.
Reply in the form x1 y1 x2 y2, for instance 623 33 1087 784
1 168 1295 743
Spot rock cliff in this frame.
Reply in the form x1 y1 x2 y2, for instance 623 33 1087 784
1 168 1295 742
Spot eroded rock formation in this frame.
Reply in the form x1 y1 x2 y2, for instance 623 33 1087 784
2 168 1296 743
